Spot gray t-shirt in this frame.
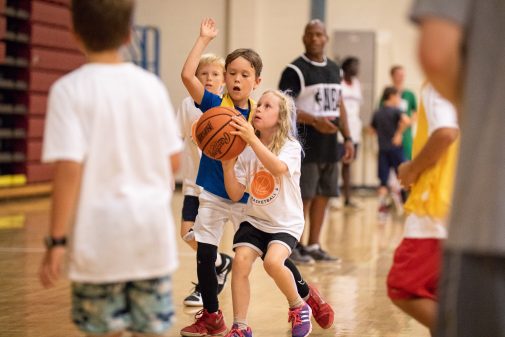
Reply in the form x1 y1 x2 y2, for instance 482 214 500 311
411 0 505 255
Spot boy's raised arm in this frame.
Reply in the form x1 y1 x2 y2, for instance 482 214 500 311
181 18 218 105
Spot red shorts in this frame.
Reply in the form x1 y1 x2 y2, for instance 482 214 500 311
387 238 441 300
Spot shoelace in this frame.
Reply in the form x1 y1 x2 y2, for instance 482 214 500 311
288 308 303 327
189 281 200 293
228 326 248 337
192 309 209 328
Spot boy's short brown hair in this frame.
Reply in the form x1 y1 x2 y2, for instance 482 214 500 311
390 65 403 77
382 86 399 102
72 0 134 52
225 49 263 78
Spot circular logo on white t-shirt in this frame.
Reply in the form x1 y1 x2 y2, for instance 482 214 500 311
250 170 280 206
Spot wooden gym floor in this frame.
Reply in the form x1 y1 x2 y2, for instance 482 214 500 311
0 192 429 337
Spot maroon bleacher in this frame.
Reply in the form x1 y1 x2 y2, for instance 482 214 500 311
1 0 84 185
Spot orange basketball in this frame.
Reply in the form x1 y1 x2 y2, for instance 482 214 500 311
193 106 247 161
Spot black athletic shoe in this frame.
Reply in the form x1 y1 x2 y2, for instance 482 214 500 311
289 244 316 265
307 247 339 262
183 282 203 307
216 253 233 294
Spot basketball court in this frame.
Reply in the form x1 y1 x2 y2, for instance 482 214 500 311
0 193 429 336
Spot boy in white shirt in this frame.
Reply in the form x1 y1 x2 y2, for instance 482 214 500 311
38 1 182 336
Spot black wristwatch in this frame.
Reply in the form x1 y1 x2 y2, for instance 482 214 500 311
44 236 67 249
344 136 353 143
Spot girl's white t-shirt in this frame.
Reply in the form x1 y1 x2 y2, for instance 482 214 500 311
43 63 182 283
235 139 304 240
176 96 203 196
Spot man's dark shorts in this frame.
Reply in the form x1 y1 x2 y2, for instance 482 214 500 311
300 162 339 199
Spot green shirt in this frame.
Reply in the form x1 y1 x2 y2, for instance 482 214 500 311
400 90 417 160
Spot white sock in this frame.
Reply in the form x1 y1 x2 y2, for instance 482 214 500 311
234 318 248 330
305 244 320 252
215 253 222 267
288 296 304 309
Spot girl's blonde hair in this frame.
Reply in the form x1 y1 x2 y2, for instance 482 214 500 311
258 90 299 155
196 53 225 74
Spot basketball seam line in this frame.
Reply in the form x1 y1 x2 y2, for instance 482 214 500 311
201 114 242 155
215 131 239 160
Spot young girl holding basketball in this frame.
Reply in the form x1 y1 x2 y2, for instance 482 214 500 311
222 90 312 337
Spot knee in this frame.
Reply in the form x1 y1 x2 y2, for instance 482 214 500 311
263 257 281 276
233 251 249 266
232 252 252 277
197 242 217 265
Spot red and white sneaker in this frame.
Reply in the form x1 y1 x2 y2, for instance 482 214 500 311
180 308 227 336
306 285 334 329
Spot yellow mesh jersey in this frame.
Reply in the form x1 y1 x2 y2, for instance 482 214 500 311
220 93 255 123
403 88 459 219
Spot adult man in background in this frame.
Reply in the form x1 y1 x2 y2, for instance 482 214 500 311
389 65 417 160
279 19 354 263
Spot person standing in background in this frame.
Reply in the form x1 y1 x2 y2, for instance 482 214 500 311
279 19 354 264
337 57 363 209
371 87 410 218
389 65 417 160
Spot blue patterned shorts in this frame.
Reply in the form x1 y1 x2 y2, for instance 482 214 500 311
72 275 174 334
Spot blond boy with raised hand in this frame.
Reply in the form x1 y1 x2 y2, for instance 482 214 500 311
176 53 233 307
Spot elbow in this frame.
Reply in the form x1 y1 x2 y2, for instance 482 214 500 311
443 128 460 143
271 166 288 178
181 72 191 87
230 195 242 203
228 191 244 202
181 66 195 88
224 183 244 202
434 128 460 146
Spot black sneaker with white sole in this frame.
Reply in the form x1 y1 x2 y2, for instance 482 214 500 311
216 253 233 294
183 282 203 307
289 244 316 265
307 247 339 262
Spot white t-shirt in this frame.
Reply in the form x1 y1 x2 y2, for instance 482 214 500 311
338 77 363 143
176 96 203 196
42 63 183 283
404 84 458 239
235 139 304 240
